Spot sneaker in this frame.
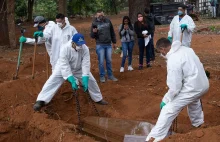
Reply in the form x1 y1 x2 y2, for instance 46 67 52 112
100 76 106 83
108 76 118 82
128 65 134 71
138 66 143 70
33 101 45 111
96 99 108 105
147 64 152 68
120 67 124 72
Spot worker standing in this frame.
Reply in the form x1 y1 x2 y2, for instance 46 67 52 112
20 13 78 71
146 38 209 142
167 5 196 47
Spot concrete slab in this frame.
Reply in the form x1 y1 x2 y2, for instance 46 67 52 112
82 116 154 142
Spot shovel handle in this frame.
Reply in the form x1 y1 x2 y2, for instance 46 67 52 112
180 28 186 43
14 42 23 79
32 37 38 79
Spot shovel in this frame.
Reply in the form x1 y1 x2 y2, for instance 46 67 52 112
32 36 38 79
13 26 26 80
180 27 185 43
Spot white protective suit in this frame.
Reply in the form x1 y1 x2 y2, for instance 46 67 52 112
36 41 103 103
25 18 77 70
25 21 55 56
146 41 209 142
168 15 196 47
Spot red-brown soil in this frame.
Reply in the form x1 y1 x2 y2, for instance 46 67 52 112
1 13 220 142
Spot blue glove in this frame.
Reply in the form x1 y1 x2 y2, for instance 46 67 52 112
167 36 172 43
82 76 89 92
19 36 27 43
180 24 188 30
33 31 43 37
67 76 78 90
160 101 166 109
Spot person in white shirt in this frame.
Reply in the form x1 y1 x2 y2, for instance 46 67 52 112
167 5 196 47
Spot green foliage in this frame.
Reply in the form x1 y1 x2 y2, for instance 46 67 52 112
15 0 27 18
68 0 128 16
209 25 216 32
14 0 128 20
151 0 164 3
68 0 98 16
33 0 57 20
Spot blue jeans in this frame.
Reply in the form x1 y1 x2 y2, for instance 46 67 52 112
138 38 151 65
96 45 113 77
121 41 134 67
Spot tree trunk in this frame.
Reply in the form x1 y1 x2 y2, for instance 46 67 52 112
7 0 16 48
0 0 16 49
0 0 9 48
58 0 67 15
112 0 118 15
129 0 150 23
27 0 34 21
129 0 150 54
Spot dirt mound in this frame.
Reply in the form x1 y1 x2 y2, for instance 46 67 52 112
165 125 220 142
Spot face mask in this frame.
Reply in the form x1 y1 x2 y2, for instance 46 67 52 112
76 46 82 50
178 10 183 16
37 25 44 31
160 53 167 59
138 17 143 22
57 22 63 28
97 16 104 21
72 42 82 50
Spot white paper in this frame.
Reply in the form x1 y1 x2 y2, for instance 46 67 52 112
142 30 151 46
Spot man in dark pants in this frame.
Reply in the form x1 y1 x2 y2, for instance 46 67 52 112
90 10 118 83
144 8 155 61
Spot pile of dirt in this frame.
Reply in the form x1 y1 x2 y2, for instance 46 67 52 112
1 14 220 141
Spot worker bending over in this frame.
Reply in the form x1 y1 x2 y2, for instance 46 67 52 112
33 33 108 111
146 38 209 142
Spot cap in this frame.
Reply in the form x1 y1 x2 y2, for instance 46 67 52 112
33 16 46 27
72 33 86 46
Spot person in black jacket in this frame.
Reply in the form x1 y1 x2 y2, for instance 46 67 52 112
134 12 152 70
90 10 118 83
145 8 155 61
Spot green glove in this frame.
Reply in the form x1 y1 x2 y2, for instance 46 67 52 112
82 76 89 92
160 101 166 109
167 36 172 43
19 36 27 43
33 31 43 37
67 76 78 90
180 24 188 30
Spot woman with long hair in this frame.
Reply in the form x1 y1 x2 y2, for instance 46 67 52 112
134 12 152 70
118 16 135 72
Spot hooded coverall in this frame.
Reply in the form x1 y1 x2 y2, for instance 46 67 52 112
24 18 77 70
36 41 103 103
168 15 196 47
146 41 209 142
